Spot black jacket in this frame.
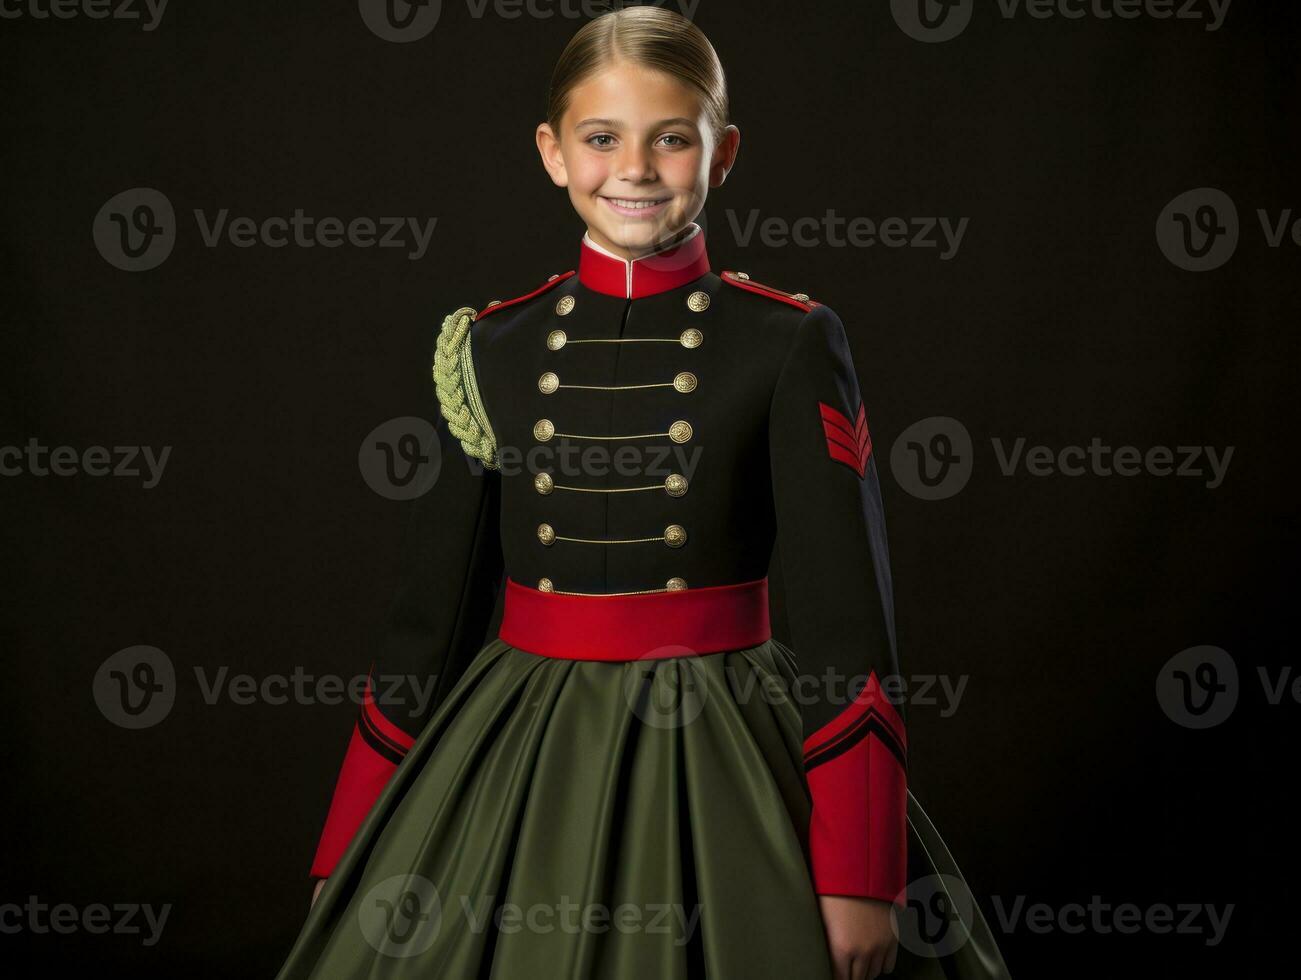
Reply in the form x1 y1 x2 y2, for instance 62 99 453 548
310 225 908 903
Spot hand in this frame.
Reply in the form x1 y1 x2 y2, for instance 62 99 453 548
818 894 899 980
310 877 327 909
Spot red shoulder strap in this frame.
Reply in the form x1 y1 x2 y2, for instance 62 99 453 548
720 270 821 312
475 269 576 321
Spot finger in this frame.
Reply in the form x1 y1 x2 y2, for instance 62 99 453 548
853 952 871 980
865 949 885 980
885 940 898 974
832 949 852 980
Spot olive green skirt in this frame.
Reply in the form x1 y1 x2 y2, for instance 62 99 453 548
276 639 1010 979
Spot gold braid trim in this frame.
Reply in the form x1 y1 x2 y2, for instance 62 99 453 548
432 306 499 469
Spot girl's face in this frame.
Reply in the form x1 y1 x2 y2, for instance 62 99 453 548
536 59 740 260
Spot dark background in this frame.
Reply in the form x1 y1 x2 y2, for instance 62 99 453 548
2 0 1293 975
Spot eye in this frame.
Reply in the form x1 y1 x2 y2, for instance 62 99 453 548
586 133 616 148
658 133 691 148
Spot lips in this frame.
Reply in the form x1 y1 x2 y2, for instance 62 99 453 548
603 197 668 209
601 195 671 218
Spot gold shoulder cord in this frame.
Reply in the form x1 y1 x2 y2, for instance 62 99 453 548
432 306 499 469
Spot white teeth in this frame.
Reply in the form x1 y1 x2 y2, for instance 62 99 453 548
607 198 666 209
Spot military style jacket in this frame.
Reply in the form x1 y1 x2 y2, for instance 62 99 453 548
310 223 908 903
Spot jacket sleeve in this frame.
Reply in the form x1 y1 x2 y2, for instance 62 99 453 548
309 309 504 879
767 303 907 905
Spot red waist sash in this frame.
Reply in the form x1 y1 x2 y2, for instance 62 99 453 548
498 576 771 661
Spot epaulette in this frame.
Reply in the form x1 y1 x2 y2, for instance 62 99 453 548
474 269 576 321
720 270 822 313
433 307 499 469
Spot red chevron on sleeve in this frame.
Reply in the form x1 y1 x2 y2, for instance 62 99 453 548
818 400 872 477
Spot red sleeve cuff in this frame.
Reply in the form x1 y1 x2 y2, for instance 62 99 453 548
308 683 417 878
803 671 908 904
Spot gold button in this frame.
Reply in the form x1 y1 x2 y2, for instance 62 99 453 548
534 472 554 494
735 272 750 280
547 274 560 281
547 329 567 350
538 577 554 592
668 420 693 444
486 299 502 307
664 524 687 548
537 523 556 546
791 292 810 302
686 290 710 312
533 419 555 441
666 577 688 591
555 295 575 316
538 371 559 394
673 371 697 393
665 473 687 497
679 328 703 349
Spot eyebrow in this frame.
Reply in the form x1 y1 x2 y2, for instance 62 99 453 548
573 117 699 130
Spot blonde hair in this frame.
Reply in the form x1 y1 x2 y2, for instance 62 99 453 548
545 6 729 143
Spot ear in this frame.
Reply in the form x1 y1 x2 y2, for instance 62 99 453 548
707 125 741 188
536 123 569 188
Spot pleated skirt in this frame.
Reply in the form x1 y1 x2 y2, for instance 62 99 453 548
276 638 1010 979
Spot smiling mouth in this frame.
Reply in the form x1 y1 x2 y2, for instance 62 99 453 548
602 196 670 211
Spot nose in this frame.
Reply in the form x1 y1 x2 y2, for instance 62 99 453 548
615 141 656 182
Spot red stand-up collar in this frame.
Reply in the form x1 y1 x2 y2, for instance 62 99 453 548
578 223 711 299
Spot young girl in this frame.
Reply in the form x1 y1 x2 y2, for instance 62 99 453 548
277 8 1010 979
